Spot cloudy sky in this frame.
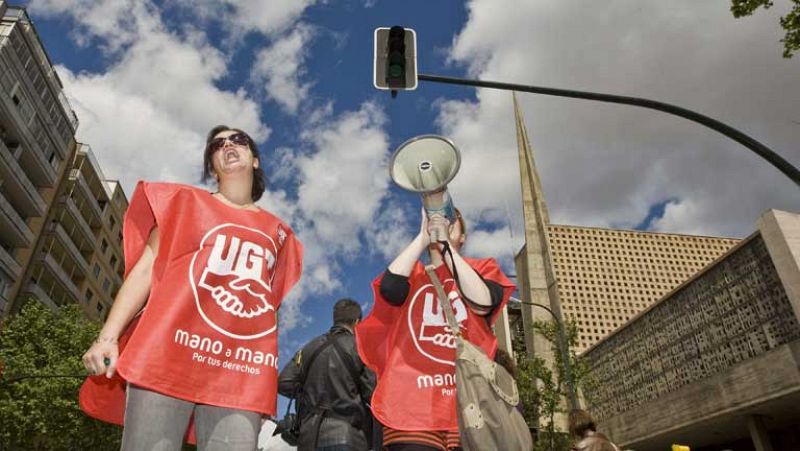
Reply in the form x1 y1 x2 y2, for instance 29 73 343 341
21 0 799 404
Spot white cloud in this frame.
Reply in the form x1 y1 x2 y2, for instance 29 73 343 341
650 199 709 236
367 201 415 260
219 0 318 38
169 0 318 40
466 227 514 260
28 0 150 52
29 0 269 192
296 101 391 254
251 24 315 114
255 101 392 332
438 0 800 255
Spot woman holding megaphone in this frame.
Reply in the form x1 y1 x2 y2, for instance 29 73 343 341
356 203 514 450
357 134 515 449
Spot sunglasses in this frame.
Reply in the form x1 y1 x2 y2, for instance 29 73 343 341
208 132 251 153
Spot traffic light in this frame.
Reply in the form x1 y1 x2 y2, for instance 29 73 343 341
387 26 406 86
374 26 417 93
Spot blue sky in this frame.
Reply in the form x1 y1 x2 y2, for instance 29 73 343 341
18 0 800 415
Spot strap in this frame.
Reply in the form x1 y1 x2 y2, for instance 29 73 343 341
287 335 337 409
300 336 336 383
293 334 338 448
331 335 362 398
425 265 462 338
441 241 476 307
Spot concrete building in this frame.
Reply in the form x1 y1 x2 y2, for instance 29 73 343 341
0 1 80 315
544 225 738 353
501 94 739 357
583 210 800 450
498 95 800 450
23 144 127 320
1 2 127 321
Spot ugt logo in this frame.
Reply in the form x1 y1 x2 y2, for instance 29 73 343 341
407 279 468 366
189 223 279 339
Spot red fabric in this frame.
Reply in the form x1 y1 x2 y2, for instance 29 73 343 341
356 259 514 431
79 182 303 440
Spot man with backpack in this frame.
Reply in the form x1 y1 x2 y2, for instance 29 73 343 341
278 298 377 451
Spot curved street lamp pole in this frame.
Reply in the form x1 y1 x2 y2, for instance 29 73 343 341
510 297 581 411
417 73 800 188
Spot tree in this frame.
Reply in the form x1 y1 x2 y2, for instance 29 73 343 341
513 319 598 451
731 0 800 58
0 301 122 450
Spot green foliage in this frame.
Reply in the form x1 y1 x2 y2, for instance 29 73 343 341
0 301 122 450
731 0 800 58
512 318 598 451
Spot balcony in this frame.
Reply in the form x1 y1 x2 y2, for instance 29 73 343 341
23 282 58 311
0 243 21 280
0 190 33 247
16 16 79 133
0 92 57 186
3 10 78 135
39 252 81 304
52 222 90 276
64 196 96 248
0 139 46 216
72 170 103 225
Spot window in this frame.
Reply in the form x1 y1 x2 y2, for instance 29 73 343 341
93 263 100 278
110 255 118 269
102 278 110 293
109 216 116 229
84 288 94 303
101 239 108 254
97 303 104 314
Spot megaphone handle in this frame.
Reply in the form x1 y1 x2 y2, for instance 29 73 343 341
430 226 441 243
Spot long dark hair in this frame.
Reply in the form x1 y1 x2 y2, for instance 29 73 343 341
202 125 266 201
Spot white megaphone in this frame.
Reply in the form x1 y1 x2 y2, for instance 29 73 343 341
390 135 461 243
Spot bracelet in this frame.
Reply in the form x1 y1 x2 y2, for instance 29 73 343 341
95 336 119 345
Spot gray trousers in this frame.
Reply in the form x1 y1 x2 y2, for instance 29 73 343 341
121 385 262 451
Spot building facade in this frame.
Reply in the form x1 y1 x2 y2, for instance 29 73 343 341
1 2 127 320
23 144 127 320
0 1 80 315
501 94 795 449
583 210 800 450
505 93 740 356
547 225 738 353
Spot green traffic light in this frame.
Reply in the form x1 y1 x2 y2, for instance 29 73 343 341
389 64 403 77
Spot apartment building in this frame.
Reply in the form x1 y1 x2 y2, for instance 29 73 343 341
0 1 80 315
25 144 127 320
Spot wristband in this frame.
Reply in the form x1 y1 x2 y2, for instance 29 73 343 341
95 336 119 345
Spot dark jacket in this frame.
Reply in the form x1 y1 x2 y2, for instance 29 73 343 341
278 325 376 451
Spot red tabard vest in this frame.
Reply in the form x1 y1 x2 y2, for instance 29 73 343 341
79 182 303 427
356 259 514 431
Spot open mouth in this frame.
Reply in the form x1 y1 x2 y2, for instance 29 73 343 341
223 149 239 163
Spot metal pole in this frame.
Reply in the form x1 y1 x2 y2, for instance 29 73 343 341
511 298 580 411
417 73 800 188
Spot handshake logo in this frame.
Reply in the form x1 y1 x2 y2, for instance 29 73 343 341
198 270 273 319
191 224 280 339
408 279 468 366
